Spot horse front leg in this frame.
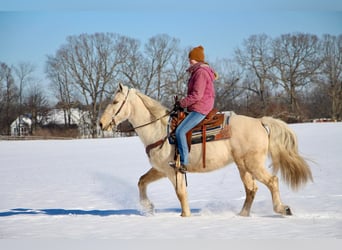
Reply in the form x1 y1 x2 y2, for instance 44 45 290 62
138 167 165 214
170 172 191 217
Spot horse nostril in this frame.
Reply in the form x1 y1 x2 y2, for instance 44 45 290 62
99 122 103 129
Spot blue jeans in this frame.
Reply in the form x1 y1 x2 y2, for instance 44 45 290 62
175 111 206 165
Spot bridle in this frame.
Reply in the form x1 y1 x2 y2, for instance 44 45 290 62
108 88 170 132
113 89 131 117
105 87 173 159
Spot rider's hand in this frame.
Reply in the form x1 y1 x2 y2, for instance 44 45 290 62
173 101 183 112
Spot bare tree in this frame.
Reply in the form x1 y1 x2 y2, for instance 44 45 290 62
305 83 331 119
25 82 49 133
43 31 341 128
0 62 18 135
47 33 126 137
161 47 189 108
115 34 186 108
13 62 35 135
272 33 321 117
143 34 180 100
46 55 77 127
319 34 342 120
235 34 274 114
213 58 243 111
116 36 143 90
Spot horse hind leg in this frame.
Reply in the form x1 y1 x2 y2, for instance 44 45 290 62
237 168 258 217
138 168 166 214
247 161 292 216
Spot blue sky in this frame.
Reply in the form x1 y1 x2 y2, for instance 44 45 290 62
0 0 341 85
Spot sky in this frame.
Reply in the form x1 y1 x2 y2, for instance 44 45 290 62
0 0 341 90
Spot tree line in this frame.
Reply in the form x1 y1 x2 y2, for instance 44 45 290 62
1 32 341 137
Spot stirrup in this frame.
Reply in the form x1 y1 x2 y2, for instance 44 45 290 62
169 162 187 174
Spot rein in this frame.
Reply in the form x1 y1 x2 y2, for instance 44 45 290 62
113 112 170 133
131 112 170 131
111 88 171 132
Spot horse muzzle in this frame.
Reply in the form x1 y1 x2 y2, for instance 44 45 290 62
99 119 116 131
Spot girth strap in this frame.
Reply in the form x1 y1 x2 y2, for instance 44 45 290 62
145 136 168 157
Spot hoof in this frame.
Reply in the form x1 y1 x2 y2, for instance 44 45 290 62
238 210 250 217
140 199 155 215
275 204 293 216
284 206 292 216
180 211 191 217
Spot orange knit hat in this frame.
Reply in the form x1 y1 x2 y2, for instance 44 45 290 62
188 45 205 62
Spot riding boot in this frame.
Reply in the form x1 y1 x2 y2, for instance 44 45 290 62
168 162 188 174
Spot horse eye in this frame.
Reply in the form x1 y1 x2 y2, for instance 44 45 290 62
113 100 119 105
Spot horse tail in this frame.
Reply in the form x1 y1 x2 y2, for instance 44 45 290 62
261 117 313 190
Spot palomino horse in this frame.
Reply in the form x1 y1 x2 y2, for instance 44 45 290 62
99 84 312 217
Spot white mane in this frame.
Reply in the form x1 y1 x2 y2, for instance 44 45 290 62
135 91 169 122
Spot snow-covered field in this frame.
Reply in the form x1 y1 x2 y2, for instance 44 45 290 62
1 122 341 239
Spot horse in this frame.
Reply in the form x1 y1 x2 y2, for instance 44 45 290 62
99 83 312 217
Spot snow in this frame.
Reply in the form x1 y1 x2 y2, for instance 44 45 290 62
0 122 342 239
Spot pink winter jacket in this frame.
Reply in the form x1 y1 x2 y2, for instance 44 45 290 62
179 63 216 115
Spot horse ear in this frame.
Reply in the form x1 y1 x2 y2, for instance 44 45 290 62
117 83 129 95
118 83 124 92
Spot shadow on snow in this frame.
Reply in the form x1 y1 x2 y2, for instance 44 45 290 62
0 208 201 217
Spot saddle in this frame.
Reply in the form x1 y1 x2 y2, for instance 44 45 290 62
168 108 231 168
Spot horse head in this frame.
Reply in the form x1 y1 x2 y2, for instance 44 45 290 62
99 83 131 131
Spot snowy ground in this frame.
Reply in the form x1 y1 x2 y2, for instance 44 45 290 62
0 122 341 239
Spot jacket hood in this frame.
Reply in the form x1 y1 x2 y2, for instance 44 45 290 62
187 63 218 81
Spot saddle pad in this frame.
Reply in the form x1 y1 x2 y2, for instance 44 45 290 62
167 111 233 145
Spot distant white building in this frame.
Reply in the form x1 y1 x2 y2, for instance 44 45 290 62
42 108 94 138
10 108 119 138
10 108 96 138
10 115 32 136
42 108 88 126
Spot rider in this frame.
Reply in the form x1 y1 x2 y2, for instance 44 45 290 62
170 45 217 173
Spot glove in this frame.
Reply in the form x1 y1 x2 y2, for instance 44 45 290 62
174 101 180 109
172 101 183 113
